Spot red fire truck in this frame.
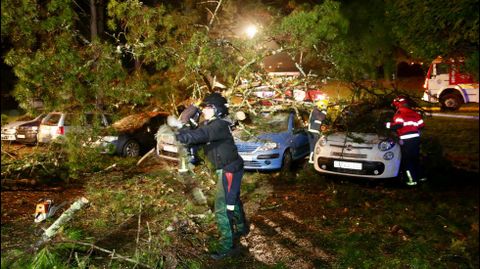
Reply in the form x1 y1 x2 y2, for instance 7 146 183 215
422 56 479 110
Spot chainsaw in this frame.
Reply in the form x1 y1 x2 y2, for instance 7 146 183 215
34 198 66 223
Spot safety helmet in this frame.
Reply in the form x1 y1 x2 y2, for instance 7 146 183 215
392 96 409 109
316 99 329 110
201 92 229 117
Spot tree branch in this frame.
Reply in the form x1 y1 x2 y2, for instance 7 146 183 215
35 197 90 249
60 239 154 269
208 0 223 28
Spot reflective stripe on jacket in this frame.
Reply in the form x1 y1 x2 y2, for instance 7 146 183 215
386 107 424 139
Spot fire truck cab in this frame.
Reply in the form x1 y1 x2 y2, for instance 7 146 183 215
422 56 479 110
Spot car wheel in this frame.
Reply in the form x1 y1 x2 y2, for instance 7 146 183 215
122 139 140 157
440 93 462 111
280 149 293 174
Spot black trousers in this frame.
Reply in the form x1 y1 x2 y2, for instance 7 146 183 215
401 136 422 182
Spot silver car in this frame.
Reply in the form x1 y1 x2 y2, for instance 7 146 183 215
37 112 110 143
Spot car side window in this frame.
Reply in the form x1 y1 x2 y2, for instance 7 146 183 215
293 112 305 130
150 115 166 129
43 114 62 125
435 63 449 75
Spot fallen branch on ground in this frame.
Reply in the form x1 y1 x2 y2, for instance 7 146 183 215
1 148 17 158
137 148 155 166
60 239 154 269
1 178 38 187
35 197 90 249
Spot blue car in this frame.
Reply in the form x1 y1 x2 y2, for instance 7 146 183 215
233 110 310 171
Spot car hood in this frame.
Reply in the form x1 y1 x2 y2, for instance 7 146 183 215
325 132 386 145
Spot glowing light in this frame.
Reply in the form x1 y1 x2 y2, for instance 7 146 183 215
245 25 258 38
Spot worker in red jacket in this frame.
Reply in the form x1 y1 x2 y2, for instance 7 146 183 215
386 96 426 186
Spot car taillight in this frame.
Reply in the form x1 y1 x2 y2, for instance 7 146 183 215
57 126 64 135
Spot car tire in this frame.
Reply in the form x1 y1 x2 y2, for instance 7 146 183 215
122 139 140 157
280 149 293 175
440 93 463 111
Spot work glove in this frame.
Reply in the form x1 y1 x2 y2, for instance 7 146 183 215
167 115 183 129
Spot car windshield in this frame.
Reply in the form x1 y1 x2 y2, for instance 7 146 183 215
245 111 289 133
333 104 393 134
234 111 290 141
42 114 62 126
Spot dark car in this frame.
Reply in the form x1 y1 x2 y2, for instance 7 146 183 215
15 114 47 144
95 111 169 157
1 114 45 143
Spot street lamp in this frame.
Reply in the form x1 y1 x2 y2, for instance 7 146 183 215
244 25 258 38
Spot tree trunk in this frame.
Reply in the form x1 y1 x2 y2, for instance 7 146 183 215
90 0 98 40
97 0 105 39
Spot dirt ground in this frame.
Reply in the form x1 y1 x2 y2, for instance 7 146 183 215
0 142 333 268
237 178 336 268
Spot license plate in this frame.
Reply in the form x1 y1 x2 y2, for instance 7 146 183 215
17 134 26 138
1 134 15 141
334 160 362 170
163 144 178 153
240 154 254 161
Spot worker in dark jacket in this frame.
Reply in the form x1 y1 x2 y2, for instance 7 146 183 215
307 99 328 163
175 92 248 260
386 96 426 186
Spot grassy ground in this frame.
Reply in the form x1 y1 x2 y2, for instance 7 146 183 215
209 115 479 269
1 101 478 268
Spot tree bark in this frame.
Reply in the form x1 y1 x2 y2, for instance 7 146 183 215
90 0 98 40
97 0 105 39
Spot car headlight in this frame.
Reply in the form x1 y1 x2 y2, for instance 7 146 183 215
318 136 327 146
31 126 38 131
378 139 395 151
257 142 278 151
383 151 394 160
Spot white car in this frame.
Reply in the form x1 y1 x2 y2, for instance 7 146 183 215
313 104 401 179
37 112 111 143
